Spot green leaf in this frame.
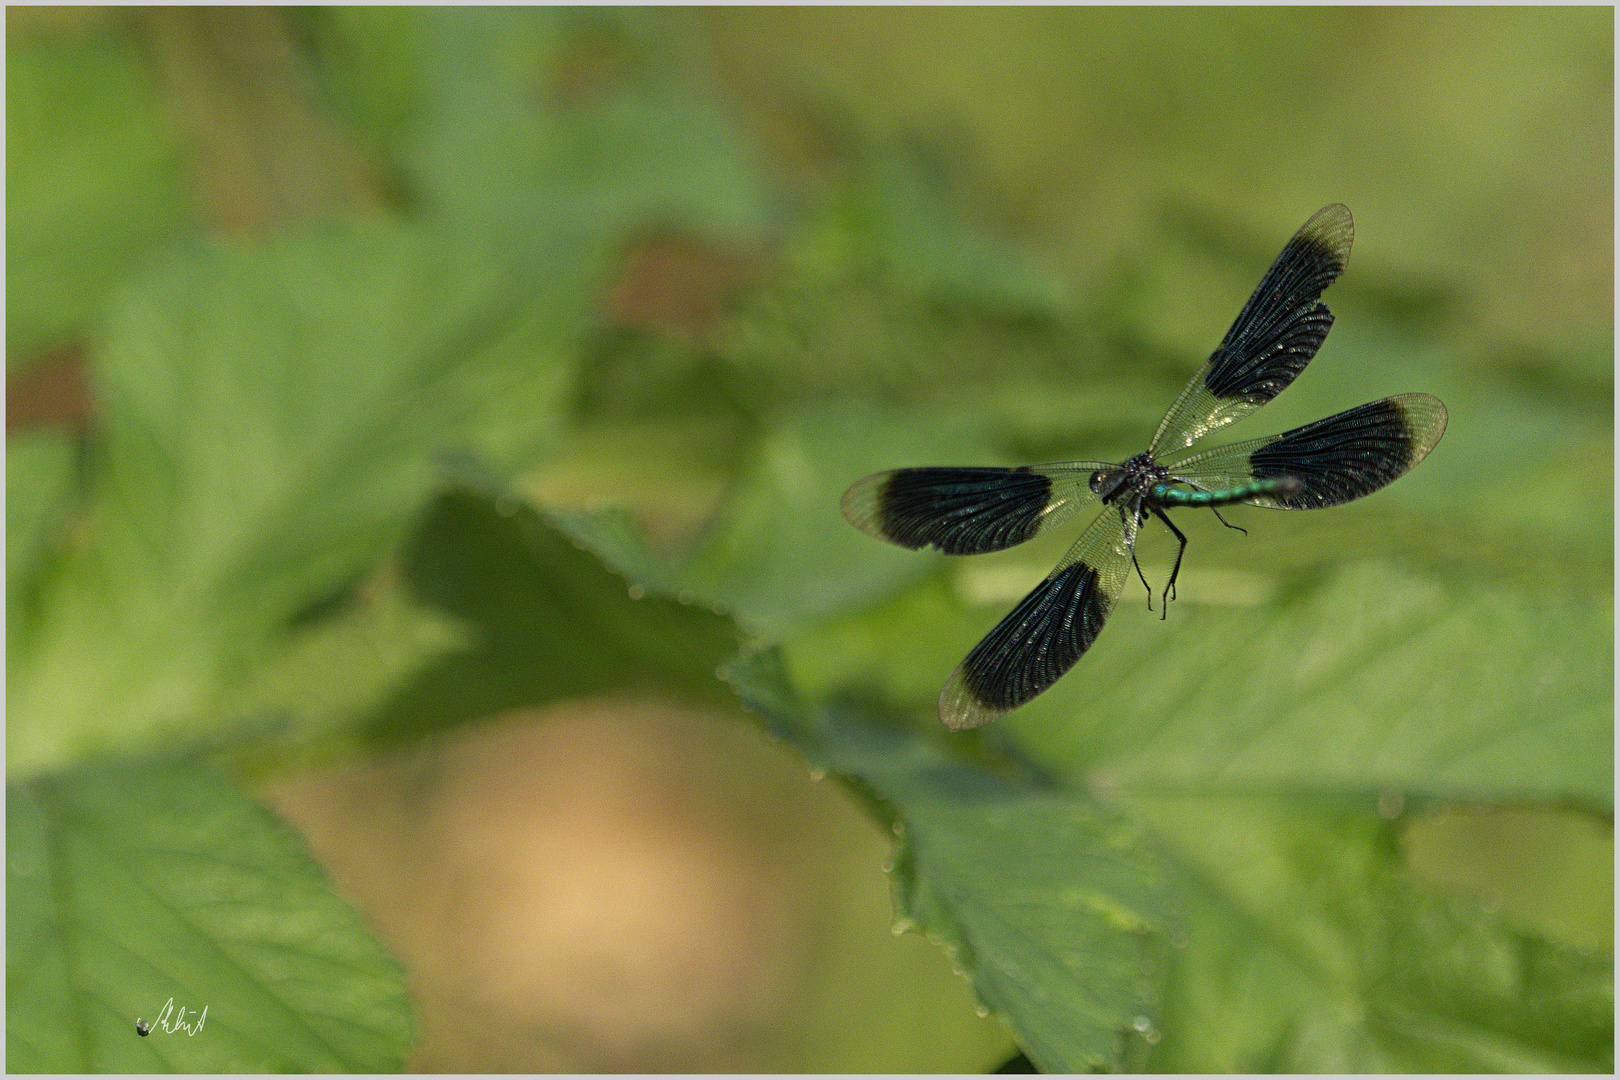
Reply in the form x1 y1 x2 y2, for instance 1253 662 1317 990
6 432 79 634
723 650 1176 1073
299 8 431 157
755 486 1607 1071
7 32 189 366
728 644 1612 1073
229 588 471 758
1279 324 1612 562
7 760 411 1072
888 785 1172 1074
1128 794 1612 1072
7 223 585 779
783 133 1071 318
676 401 1016 637
1013 560 1612 812
786 494 1607 812
361 488 743 743
711 269 1095 421
405 8 772 254
1405 807 1613 954
703 233 1608 1069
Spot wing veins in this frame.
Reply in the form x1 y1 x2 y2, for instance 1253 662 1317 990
1149 204 1354 455
1166 394 1448 509
840 462 1110 555
938 505 1137 729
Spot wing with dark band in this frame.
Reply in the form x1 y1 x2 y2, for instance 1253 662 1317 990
1148 204 1355 455
841 463 1108 555
1165 394 1448 509
938 505 1136 730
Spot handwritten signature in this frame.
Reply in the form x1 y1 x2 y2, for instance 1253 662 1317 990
136 998 207 1037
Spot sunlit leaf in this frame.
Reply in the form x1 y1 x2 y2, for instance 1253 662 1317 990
723 650 1176 1072
405 8 772 255
6 432 79 634
7 761 410 1072
1014 560 1612 812
6 33 188 366
7 224 585 779
1129 794 1612 1072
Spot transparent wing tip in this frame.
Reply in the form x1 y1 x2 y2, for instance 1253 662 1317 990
939 674 1007 731
840 471 893 541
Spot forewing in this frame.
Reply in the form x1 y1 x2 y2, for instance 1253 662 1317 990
1166 394 1448 509
1149 204 1355 455
841 463 1108 555
938 505 1136 730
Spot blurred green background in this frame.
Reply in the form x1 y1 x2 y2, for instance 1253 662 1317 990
7 7 1611 1073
